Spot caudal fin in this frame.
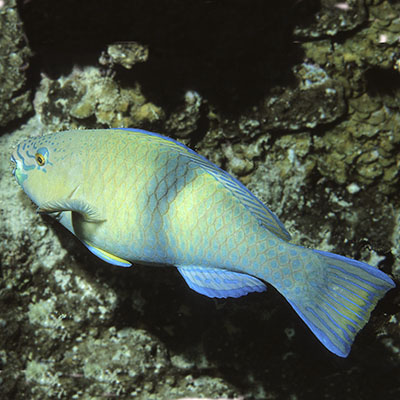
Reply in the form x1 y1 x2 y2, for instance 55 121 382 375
286 249 395 357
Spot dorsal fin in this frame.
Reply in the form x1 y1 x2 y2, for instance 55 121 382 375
116 128 291 241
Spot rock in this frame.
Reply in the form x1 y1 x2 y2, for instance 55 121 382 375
0 0 32 127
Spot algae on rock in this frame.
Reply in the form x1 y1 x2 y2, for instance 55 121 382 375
34 66 164 131
0 0 32 127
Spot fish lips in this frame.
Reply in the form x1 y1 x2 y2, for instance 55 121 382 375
10 152 27 186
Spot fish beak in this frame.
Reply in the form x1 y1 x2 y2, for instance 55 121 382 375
10 154 17 176
10 152 27 186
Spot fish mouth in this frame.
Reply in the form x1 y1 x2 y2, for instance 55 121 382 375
10 153 17 176
10 151 27 186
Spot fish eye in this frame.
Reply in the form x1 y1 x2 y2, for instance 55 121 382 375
35 153 46 166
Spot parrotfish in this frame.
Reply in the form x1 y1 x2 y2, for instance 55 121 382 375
11 128 395 357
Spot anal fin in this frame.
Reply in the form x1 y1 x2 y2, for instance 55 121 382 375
177 265 267 298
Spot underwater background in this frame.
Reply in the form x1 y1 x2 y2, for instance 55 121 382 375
1 0 400 399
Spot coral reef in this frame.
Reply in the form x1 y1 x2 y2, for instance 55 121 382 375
99 42 149 70
34 66 164 131
0 0 32 127
294 0 368 38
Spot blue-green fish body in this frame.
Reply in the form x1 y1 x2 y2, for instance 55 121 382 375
12 128 395 357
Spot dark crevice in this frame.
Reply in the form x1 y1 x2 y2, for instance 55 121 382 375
365 67 400 98
17 0 321 114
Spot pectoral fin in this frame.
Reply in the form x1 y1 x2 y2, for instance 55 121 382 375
38 199 105 223
83 241 132 267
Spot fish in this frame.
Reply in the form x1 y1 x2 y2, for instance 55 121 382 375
11 128 395 357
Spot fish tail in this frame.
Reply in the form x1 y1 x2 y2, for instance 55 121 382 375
284 249 395 357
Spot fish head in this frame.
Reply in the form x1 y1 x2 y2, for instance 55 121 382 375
11 133 81 207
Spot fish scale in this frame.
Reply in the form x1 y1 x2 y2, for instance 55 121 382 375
11 128 395 357
167 171 244 267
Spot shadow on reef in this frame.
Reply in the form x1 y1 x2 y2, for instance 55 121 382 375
18 0 320 113
49 218 399 400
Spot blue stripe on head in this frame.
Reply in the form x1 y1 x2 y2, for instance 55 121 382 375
17 146 35 171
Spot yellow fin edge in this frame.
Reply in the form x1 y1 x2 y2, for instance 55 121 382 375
83 241 132 267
